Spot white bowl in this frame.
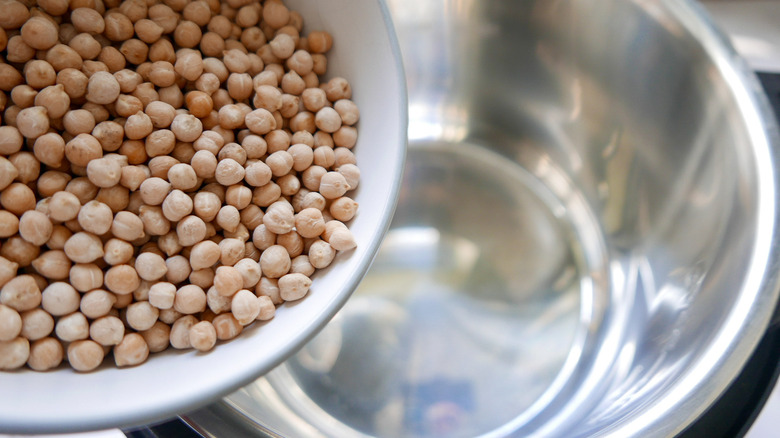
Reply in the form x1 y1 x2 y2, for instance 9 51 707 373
0 0 407 433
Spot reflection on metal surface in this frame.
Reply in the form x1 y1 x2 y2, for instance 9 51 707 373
187 0 780 436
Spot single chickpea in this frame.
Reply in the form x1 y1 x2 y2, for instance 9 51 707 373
262 203 294 235
216 204 241 233
0 210 19 238
104 264 141 295
189 240 220 271
0 304 22 342
138 178 171 207
177 215 207 247
281 70 305 95
65 133 102 167
225 185 252 210
214 158 246 186
165 254 192 284
318 171 350 199
141 321 170 353
19 307 54 341
171 113 203 143
89 315 125 346
86 71 120 105
135 19 164 44
84 157 122 189
290 254 315 277
0 275 41 313
251 182 281 207
312 146 336 169
119 165 150 192
80 289 117 319
114 332 149 367
135 252 168 282
53 310 88 343
277 230 303 258
259 245 290 279
212 312 242 340
63 231 104 264
289 110 315 133
167 163 199 191
244 108 276 135
16 210 53 247
138 205 171 237
0 160 18 194
308 239 336 269
187 320 216 352
67 339 104 372
111 211 145 242
33 133 66 168
27 337 64 371
0 235 40 267
295 208 326 239
256 276 282 305
146 282 176 311
0 337 30 370
190 150 218 179
16 106 50 139
231 289 260 325
41 282 81 316
69 263 104 293
219 237 245 266
192 191 221 222
63 109 97 136
125 301 160 332
173 284 207 315
24 60 56 90
278 272 312 302
161 189 193 222
169 314 197 349
329 197 359 222
263 1 290 29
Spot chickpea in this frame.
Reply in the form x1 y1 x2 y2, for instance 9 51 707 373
86 71 120 105
0 304 22 342
41 282 80 316
104 264 141 295
111 211 145 242
177 215 207 247
161 189 193 222
27 337 64 371
0 275 42 312
16 106 50 139
134 252 168 282
80 289 116 319
114 332 149 367
0 337 30 370
18 210 53 246
188 320 216 352
169 314 197 349
259 245 290 279
165 254 191 284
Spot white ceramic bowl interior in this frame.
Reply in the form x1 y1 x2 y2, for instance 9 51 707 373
0 0 406 433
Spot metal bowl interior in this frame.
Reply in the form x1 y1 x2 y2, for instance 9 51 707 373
0 0 406 434
187 0 780 437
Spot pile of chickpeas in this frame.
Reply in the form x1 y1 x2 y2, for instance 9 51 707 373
0 0 361 372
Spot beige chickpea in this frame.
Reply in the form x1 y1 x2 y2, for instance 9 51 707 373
104 264 141 295
244 108 275 135
70 263 104 293
233 258 262 289
134 252 168 282
31 250 70 282
192 191 220 223
103 238 133 267
0 255 17 289
219 237 245 266
67 339 104 372
212 265 242 297
205 285 230 314
125 301 159 332
231 289 259 325
290 254 315 277
0 211 19 239
41 282 80 316
111 211 145 242
141 321 170 353
148 156 180 179
114 333 149 367
119 165 149 192
16 106 50 139
33 133 66 168
189 267 215 289
277 230 304 258
177 215 207 247
54 310 89 342
259 245 290 279
64 232 104 264
18 210 53 246
85 157 122 188
173 284 207 315
0 235 40 267
189 240 220 272
171 113 203 143
20 308 55 341
167 163 198 191
158 231 183 258
0 304 22 342
308 239 336 269
169 314 197 349
330 197 359 222
80 289 117 319
212 312 242 340
0 337 30 370
162 189 193 222
165 255 191 284
37 171 72 199
45 225 71 250
89 315 125 346
216 204 241 232
295 208 326 238
256 276 282 305
27 337 64 371
278 272 311 302
318 171 350 199
188 321 216 352
139 177 171 206
86 71 120 105
65 133 102 167
148 282 176 310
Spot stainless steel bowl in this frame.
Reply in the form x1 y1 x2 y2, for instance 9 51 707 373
185 0 780 436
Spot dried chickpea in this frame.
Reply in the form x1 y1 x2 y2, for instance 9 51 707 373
188 320 216 352
27 337 64 371
17 211 53 247
80 289 116 319
278 272 311 301
114 332 149 367
90 315 124 346
135 252 168 282
20 308 55 341
259 245 290 279
231 289 259 325
86 71 120 105
167 163 199 191
16 106 50 139
162 189 193 222
126 301 159 332
0 304 22 341
41 282 80 316
104 264 141 295
165 254 191 284
67 339 103 371
0 337 29 370
140 321 170 353
111 211 145 242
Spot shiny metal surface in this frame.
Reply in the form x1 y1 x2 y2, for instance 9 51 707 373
186 0 780 436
